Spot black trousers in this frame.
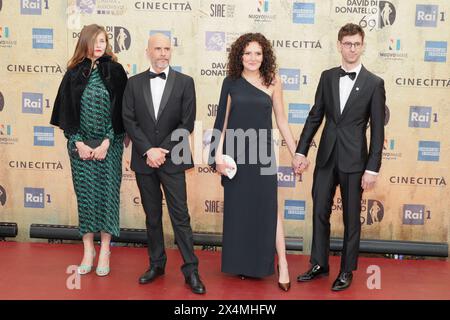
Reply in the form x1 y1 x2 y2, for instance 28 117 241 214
136 170 198 277
310 147 364 272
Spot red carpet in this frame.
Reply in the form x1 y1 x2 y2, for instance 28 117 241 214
0 242 448 300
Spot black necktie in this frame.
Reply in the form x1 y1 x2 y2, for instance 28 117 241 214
149 71 166 80
339 68 356 81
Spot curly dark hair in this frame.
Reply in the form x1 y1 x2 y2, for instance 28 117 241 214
227 33 276 87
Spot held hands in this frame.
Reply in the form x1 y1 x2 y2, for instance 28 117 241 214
361 172 377 191
146 147 169 168
75 141 94 160
92 139 110 160
292 154 310 175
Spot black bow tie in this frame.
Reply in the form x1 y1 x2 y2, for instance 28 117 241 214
339 68 357 80
149 71 166 80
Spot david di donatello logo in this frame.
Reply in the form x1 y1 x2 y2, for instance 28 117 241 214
0 185 6 206
32 28 53 49
0 91 4 112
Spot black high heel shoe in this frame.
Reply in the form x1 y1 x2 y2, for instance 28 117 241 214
238 274 246 280
277 265 291 292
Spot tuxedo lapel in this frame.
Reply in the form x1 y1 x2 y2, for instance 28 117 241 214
339 65 369 121
142 72 156 123
331 68 341 122
156 67 176 122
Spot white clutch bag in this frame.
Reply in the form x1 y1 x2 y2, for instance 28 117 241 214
221 154 237 179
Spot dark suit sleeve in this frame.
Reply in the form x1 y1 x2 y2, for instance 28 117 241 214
159 77 196 152
366 78 385 172
122 79 154 156
295 71 326 156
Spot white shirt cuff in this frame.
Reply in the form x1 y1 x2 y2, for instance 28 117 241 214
295 153 305 157
365 170 378 176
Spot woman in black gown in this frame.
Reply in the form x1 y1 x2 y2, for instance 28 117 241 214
211 33 298 291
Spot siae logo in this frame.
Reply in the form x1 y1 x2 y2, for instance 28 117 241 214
204 200 223 213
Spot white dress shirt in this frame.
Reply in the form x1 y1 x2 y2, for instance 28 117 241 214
150 66 169 120
339 64 361 114
296 64 378 175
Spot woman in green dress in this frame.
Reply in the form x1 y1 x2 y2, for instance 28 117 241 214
51 24 128 276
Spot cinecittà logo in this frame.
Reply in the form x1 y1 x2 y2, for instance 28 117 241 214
6 64 63 74
395 77 450 88
389 176 446 187
134 1 192 12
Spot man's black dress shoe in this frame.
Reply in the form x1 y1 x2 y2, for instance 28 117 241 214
297 264 329 282
138 266 165 284
331 271 353 291
185 271 206 294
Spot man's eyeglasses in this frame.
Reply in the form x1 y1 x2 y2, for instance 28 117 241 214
341 42 362 49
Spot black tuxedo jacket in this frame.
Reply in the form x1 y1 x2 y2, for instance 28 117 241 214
122 67 196 174
296 65 385 173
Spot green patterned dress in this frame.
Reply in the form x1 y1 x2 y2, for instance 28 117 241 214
65 68 124 237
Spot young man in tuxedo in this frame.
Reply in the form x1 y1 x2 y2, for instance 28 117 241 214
292 23 385 291
122 33 205 294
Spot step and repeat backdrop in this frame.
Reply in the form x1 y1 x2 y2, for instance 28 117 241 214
0 0 449 254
